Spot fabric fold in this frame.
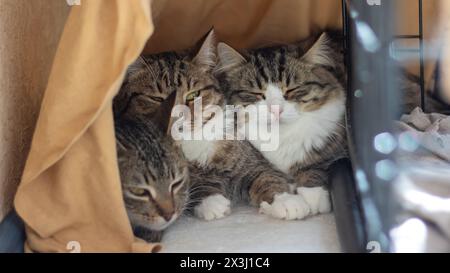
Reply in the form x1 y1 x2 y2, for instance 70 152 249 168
14 0 155 252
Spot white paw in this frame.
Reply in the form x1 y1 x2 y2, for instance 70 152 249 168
194 194 231 221
259 193 310 220
297 187 331 215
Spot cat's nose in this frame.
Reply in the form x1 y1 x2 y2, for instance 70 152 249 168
159 201 175 221
161 210 175 222
269 105 283 119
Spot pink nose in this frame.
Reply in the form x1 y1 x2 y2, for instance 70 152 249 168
270 105 283 119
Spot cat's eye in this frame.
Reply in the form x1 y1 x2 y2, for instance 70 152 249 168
129 187 148 197
301 97 319 103
304 81 326 89
250 92 265 100
150 96 164 103
286 86 303 94
238 92 265 101
284 87 302 100
185 91 200 102
170 179 184 193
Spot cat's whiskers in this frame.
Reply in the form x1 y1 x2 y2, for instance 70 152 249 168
295 111 346 130
188 184 223 194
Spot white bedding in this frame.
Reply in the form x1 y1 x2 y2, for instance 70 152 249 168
161 206 340 253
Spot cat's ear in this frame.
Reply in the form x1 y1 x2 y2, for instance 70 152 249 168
149 90 177 135
126 56 156 80
127 56 146 74
217 42 246 72
193 30 218 72
301 32 335 67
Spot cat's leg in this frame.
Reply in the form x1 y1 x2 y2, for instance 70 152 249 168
188 166 232 221
194 193 231 221
291 167 332 215
248 173 310 220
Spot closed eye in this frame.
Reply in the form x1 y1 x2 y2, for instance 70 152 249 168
286 87 303 94
150 96 164 103
240 91 265 99
286 82 326 94
235 91 264 102
250 92 266 100
301 97 320 103
303 81 327 88
235 90 265 100
170 179 185 194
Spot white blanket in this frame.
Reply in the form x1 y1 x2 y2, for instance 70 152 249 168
392 107 450 252
161 206 340 253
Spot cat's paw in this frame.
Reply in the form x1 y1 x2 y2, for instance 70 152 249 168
259 193 310 220
297 187 331 215
194 194 231 221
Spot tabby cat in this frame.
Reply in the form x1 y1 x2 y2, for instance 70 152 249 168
115 31 311 221
216 30 449 216
177 32 311 220
115 80 189 243
216 31 347 215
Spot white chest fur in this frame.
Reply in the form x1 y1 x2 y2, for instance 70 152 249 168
179 139 218 166
249 100 345 173
176 111 228 166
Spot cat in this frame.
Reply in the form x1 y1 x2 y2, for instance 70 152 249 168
215 31 348 215
115 30 311 221
114 91 190 243
215 30 450 216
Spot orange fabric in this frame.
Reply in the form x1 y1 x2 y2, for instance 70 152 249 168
14 0 445 252
438 0 450 102
145 0 343 53
14 0 156 252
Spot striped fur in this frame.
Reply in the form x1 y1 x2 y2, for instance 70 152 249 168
216 30 449 216
113 33 221 242
115 31 309 222
113 51 219 120
216 31 348 194
113 31 223 240
188 140 293 207
115 116 189 243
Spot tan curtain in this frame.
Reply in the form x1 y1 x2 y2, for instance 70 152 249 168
14 0 156 253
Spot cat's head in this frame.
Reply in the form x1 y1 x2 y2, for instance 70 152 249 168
114 30 224 122
216 32 346 125
115 92 189 231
